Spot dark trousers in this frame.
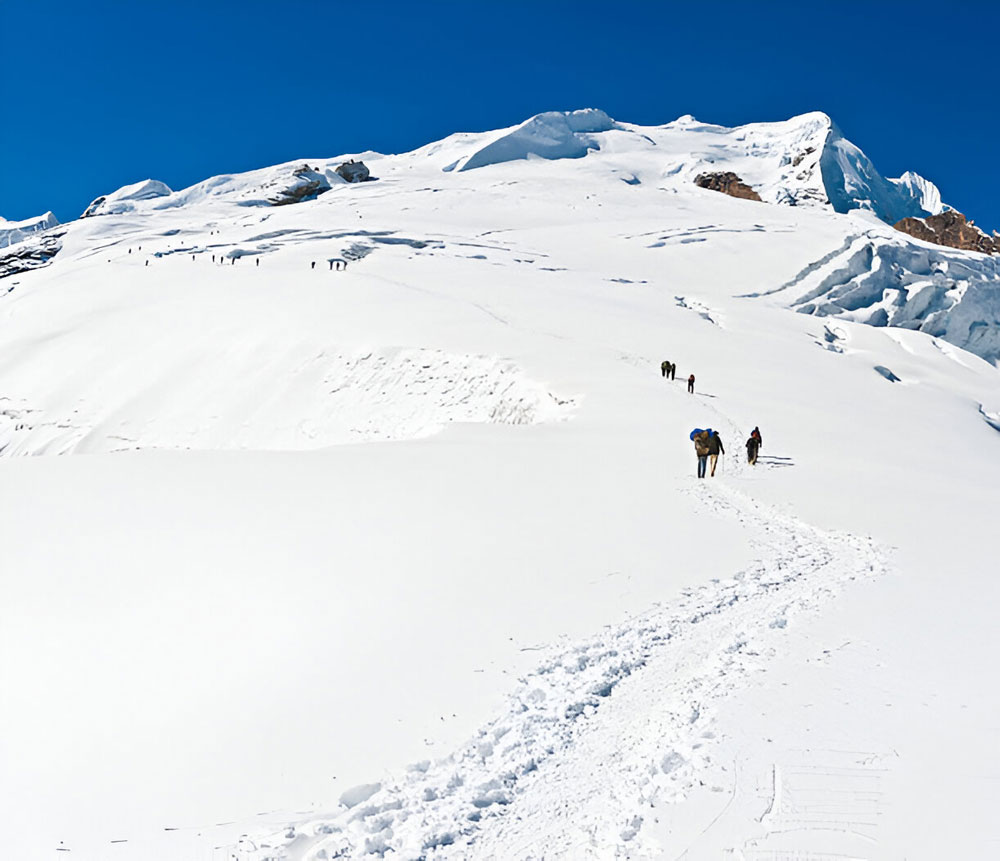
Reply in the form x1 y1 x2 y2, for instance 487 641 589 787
697 455 707 478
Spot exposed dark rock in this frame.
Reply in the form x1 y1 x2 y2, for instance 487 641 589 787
81 196 107 218
336 160 372 183
0 231 64 279
694 171 762 202
894 211 1000 255
792 146 816 167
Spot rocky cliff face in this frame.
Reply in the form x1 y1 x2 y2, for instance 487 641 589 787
694 172 762 202
894 211 1000 255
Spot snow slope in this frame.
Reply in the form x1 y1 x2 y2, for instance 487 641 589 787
2 109 999 861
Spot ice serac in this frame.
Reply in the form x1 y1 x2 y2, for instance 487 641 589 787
0 211 60 248
775 232 1000 364
82 179 173 217
818 119 941 223
889 170 944 216
456 109 616 172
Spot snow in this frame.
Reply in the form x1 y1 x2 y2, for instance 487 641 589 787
889 169 945 216
2 108 1000 861
0 210 59 247
819 123 941 223
457 109 616 172
82 178 172 216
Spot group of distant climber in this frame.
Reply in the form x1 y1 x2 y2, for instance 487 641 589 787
661 359 696 394
663 358 763 477
113 246 351 271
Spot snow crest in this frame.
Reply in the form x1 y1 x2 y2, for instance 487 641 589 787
820 124 941 223
457 109 616 172
82 179 173 217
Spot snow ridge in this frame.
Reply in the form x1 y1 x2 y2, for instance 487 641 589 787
456 109 616 172
245 485 888 861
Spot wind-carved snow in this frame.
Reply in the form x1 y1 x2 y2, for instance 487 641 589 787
768 233 1000 364
82 179 173 217
243 485 888 861
0 349 573 456
0 211 60 248
889 170 945 217
456 109 616 172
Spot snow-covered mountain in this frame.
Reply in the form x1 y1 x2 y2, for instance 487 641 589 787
2 110 999 861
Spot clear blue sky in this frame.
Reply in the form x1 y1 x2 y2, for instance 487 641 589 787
4 0 999 229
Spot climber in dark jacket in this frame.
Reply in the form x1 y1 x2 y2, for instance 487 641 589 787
707 431 725 477
693 429 711 478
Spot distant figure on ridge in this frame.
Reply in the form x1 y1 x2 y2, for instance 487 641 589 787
661 360 670 378
669 362 676 380
687 374 695 394
746 434 760 465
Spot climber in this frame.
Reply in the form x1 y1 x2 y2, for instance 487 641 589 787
691 428 711 479
707 430 725 477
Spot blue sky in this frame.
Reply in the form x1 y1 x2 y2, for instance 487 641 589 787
4 1 999 228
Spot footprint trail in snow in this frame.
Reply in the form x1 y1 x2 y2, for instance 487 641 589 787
247 484 889 860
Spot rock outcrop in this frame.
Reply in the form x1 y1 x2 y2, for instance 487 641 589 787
894 211 1000 255
268 165 332 206
0 231 63 279
335 160 372 183
694 172 762 202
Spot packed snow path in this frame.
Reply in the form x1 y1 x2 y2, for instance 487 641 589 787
245 485 889 861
